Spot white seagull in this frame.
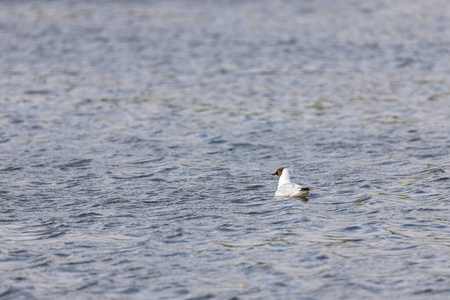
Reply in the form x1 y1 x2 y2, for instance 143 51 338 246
272 167 310 198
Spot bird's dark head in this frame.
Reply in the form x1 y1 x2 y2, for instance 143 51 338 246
272 167 285 177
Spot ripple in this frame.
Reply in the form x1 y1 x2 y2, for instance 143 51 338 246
1 166 23 172
24 90 52 95
58 159 93 169
111 173 155 180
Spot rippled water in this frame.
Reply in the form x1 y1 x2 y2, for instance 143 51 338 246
1 0 449 299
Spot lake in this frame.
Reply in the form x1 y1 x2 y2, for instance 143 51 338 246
0 0 449 299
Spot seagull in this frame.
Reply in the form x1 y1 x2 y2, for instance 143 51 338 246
272 167 310 198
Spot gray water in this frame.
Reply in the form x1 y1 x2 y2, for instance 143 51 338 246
1 0 449 299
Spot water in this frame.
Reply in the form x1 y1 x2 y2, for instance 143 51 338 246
1 0 449 299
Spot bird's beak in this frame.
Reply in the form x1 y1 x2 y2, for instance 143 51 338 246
272 172 277 175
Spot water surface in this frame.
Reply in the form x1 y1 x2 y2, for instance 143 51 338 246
0 0 449 299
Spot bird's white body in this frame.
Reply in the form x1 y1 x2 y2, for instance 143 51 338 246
274 168 309 198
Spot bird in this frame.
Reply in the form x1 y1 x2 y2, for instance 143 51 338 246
272 167 310 198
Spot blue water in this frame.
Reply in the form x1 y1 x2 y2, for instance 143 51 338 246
1 0 449 299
